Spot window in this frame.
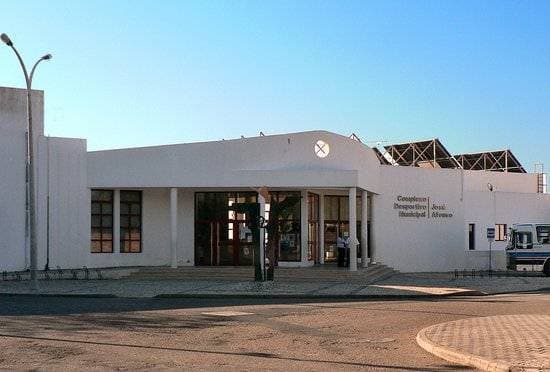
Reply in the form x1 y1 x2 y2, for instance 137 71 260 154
516 231 533 249
536 225 550 244
468 224 475 250
307 193 319 261
91 190 113 253
323 195 363 262
195 192 258 266
120 191 142 253
495 224 507 241
268 191 302 262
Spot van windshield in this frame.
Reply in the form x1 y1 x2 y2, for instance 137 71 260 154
536 225 550 244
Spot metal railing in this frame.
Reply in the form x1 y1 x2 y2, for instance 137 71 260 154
1 266 104 281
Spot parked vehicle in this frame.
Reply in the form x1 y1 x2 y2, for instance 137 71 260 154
507 223 550 276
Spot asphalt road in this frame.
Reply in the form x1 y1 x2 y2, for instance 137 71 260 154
0 292 549 371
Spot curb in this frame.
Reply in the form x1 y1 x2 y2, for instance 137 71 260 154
416 324 511 372
0 290 486 300
0 292 118 299
154 290 487 299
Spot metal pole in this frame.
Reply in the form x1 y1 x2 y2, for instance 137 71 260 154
1 33 52 290
489 241 493 272
45 136 50 271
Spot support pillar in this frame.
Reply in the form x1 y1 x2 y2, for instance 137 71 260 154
300 190 309 264
370 194 376 263
170 188 178 268
258 193 266 273
318 193 325 264
348 187 357 271
361 190 369 268
114 190 121 253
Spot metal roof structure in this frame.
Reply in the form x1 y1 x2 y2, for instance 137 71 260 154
454 150 526 173
372 147 391 165
382 138 461 169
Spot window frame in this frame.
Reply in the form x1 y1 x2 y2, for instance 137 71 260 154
536 225 550 245
495 224 507 242
120 190 143 254
516 231 533 249
468 223 475 251
91 189 114 253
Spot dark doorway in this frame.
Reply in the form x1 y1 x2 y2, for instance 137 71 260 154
195 192 257 266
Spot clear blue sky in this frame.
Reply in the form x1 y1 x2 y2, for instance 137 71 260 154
1 1 549 171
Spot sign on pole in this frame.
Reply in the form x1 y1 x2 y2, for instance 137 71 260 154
486 227 495 273
486 227 495 242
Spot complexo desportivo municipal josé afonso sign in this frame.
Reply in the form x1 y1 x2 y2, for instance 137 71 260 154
393 195 454 219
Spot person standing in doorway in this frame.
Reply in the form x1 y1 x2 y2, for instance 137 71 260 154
336 234 346 267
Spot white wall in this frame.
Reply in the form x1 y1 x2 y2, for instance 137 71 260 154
178 189 195 266
36 136 89 270
374 166 466 272
464 170 538 193
464 191 550 252
374 165 550 272
87 131 381 192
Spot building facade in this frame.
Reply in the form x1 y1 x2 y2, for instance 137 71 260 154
2 86 550 273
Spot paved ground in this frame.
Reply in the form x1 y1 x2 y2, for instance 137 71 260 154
418 314 550 371
0 272 548 298
0 292 550 370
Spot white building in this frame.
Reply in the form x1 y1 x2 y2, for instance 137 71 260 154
1 86 549 273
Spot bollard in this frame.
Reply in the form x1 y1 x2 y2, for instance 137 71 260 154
57 266 63 280
83 266 90 280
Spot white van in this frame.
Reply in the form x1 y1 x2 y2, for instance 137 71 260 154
506 223 550 276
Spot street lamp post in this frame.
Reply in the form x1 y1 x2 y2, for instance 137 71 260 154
1 33 52 289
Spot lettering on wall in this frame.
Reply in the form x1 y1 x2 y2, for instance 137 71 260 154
393 195 453 219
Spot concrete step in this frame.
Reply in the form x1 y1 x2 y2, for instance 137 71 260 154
123 264 397 283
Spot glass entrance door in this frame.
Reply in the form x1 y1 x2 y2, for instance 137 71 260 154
195 192 257 266
195 220 255 266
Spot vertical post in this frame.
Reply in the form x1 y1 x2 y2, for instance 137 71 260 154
369 194 375 263
170 187 178 268
361 190 369 268
318 193 325 265
45 136 50 271
432 140 436 168
113 190 121 253
300 190 309 264
505 151 508 172
27 88 38 287
348 187 357 271
258 193 266 274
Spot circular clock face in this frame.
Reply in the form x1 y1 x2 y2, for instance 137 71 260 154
315 140 330 158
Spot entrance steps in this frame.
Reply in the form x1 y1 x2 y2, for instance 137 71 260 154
123 263 397 283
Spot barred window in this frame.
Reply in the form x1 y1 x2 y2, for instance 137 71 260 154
120 191 142 253
495 224 507 242
91 190 113 253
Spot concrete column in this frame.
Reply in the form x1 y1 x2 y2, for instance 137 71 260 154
258 193 266 272
348 187 357 271
361 190 369 268
113 190 121 253
300 190 309 264
370 194 375 263
170 187 178 268
318 193 325 265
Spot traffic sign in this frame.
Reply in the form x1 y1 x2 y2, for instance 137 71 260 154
487 227 495 241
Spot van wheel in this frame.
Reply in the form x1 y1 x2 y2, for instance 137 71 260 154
544 261 550 277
